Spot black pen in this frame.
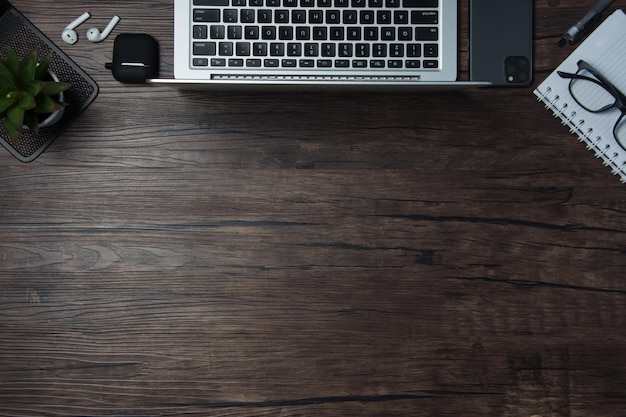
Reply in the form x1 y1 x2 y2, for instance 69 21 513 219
558 0 614 46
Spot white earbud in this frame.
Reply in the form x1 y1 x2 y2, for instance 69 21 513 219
62 12 91 45
86 15 120 43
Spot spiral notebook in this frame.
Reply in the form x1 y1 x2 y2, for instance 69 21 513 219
534 9 626 183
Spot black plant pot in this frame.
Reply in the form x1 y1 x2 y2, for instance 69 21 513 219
0 0 99 162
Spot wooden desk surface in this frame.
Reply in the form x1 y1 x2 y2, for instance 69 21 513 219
1 1 626 416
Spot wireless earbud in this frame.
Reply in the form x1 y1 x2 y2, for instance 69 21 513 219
62 12 91 45
86 15 120 43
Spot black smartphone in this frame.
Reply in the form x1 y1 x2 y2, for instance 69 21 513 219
469 0 533 86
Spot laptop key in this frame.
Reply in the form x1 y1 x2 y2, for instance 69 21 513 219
339 43 353 56
411 10 438 24
347 27 361 40
220 42 234 55
327 10 341 23
224 9 238 23
194 0 229 5
415 27 438 41
321 43 336 57
407 43 421 56
228 26 243 39
193 9 220 22
245 26 260 39
193 42 217 55
210 25 225 39
403 0 438 7
343 10 357 23
394 10 408 23
377 10 391 24
296 27 311 40
390 43 403 57
304 43 319 56
309 10 324 23
364 27 378 40
262 26 277 39
313 27 328 40
356 43 370 57
381 27 395 40
241 9 255 23
279 27 294 40
292 10 306 22
258 9 272 22
372 43 385 57
398 27 412 40
275 10 289 23
194 25 208 39
236 42 251 55
246 58 262 66
330 27 345 40
253 42 268 55
270 43 285 55
287 43 302 56
360 10 374 24
193 58 209 66
424 43 438 57
406 59 421 68
317 59 333 67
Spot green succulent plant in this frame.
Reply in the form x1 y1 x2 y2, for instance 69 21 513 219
0 47 69 140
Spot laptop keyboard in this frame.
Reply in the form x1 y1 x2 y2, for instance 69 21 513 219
190 0 440 71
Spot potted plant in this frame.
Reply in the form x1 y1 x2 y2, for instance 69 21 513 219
0 47 69 141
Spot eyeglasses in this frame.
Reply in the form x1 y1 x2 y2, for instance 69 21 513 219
557 59 626 152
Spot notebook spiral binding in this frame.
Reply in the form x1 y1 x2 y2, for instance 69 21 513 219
535 86 626 183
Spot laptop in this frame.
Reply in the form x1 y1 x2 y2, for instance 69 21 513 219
150 0 489 90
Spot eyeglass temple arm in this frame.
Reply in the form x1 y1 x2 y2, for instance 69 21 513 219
557 70 597 82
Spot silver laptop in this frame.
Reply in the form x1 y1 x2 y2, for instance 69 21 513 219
150 0 488 90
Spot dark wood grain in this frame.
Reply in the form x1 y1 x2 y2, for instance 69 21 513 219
1 1 626 416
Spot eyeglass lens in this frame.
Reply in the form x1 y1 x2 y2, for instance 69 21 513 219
569 67 626 148
570 68 616 112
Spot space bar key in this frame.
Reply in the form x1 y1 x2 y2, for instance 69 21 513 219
403 0 438 7
193 0 229 6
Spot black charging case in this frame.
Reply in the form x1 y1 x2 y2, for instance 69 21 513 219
105 33 159 83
